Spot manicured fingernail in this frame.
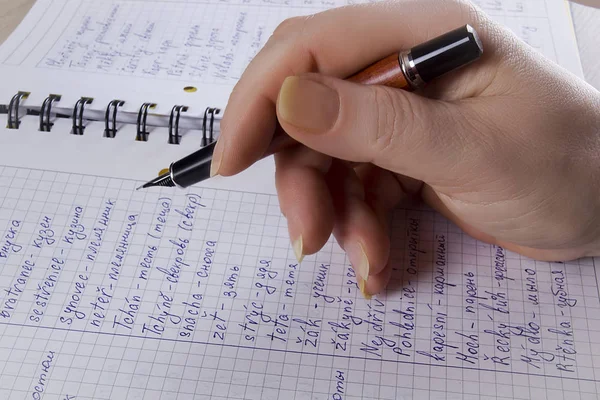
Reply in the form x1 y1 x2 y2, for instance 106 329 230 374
346 241 369 282
292 236 304 263
358 277 372 300
210 139 223 177
277 76 340 133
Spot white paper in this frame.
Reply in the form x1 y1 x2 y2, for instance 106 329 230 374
0 0 585 115
0 1 596 399
0 117 279 196
0 160 599 400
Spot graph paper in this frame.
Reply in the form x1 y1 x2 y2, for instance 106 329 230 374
0 164 599 400
0 0 595 398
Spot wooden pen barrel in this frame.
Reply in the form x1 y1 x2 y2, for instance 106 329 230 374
346 53 411 89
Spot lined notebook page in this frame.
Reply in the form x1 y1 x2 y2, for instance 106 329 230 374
0 163 599 400
0 0 584 117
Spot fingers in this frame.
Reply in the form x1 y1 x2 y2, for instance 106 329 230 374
354 165 407 297
326 162 406 297
327 162 389 282
276 73 479 184
274 149 406 298
274 146 334 260
214 0 496 177
354 164 406 226
360 266 394 300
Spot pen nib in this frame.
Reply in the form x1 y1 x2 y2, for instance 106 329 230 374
137 172 175 190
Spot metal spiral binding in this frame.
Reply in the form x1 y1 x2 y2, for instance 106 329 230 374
136 102 156 141
72 97 93 135
168 105 188 145
202 107 220 146
7 91 30 129
4 92 222 148
104 100 124 138
39 94 62 132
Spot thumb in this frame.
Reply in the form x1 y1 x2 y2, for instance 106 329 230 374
275 73 475 182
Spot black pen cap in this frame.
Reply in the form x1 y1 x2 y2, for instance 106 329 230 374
408 24 483 84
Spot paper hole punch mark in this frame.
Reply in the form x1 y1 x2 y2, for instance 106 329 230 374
183 86 197 93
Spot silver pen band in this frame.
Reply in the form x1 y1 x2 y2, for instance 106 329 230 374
399 50 425 89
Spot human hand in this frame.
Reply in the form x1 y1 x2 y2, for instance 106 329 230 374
212 0 600 297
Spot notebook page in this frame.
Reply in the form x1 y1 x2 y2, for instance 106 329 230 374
0 0 584 121
0 117 279 196
0 161 599 400
1 1 597 400
0 0 585 185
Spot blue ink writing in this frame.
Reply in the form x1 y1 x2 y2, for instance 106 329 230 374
0 220 22 258
59 272 89 325
551 270 577 308
89 285 113 328
179 293 204 338
148 197 171 240
109 214 137 281
62 206 86 245
0 256 35 318
524 268 539 306
156 237 190 284
142 291 182 335
331 370 345 400
223 265 240 298
176 193 205 232
31 350 55 400
32 216 55 249
29 256 65 323
139 244 158 280
493 246 513 282
434 234 455 295
195 241 216 281
112 295 142 331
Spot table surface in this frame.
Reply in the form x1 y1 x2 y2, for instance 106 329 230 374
0 0 598 89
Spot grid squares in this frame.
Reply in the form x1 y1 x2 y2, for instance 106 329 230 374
2 98 600 400
3 148 598 398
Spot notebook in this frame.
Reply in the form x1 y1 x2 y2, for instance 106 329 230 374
0 1 596 399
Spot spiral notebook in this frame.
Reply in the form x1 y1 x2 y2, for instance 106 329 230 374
1 1 598 400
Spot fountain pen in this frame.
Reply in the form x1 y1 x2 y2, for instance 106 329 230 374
138 24 483 190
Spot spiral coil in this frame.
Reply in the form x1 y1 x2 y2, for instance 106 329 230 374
3 91 220 147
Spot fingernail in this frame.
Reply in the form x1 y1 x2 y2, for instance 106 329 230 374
277 76 340 133
346 241 369 282
292 236 304 263
358 277 372 300
210 139 223 177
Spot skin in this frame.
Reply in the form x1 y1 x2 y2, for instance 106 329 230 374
210 0 600 297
